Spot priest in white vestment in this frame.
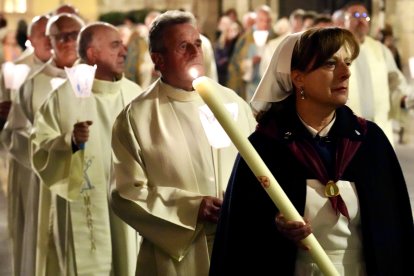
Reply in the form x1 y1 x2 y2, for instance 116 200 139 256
0 14 52 276
7 13 84 276
31 22 142 276
343 3 409 146
200 34 218 82
110 10 256 276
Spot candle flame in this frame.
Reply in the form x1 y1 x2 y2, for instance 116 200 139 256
189 67 200 79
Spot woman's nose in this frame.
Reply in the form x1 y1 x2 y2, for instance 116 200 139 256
337 62 351 79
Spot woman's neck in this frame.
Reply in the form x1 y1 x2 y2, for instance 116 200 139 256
296 105 336 132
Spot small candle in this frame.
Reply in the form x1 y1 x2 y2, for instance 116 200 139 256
192 76 340 276
65 64 96 150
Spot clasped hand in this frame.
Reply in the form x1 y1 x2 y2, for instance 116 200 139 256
72 121 93 146
405 94 414 109
198 196 223 224
275 213 312 250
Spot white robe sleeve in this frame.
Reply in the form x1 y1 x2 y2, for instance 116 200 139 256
111 106 204 261
0 96 32 168
31 91 84 201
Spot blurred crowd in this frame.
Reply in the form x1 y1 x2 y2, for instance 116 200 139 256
0 6 407 103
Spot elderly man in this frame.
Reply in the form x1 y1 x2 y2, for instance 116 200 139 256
5 12 85 276
343 2 410 145
31 22 142 275
110 10 256 276
0 14 52 276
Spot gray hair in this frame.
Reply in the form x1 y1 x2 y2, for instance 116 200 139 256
45 12 85 36
289 8 305 23
27 14 49 36
148 10 197 53
77 22 118 61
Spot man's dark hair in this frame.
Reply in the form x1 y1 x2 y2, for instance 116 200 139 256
148 10 196 53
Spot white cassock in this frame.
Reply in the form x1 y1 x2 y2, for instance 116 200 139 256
111 79 256 276
201 34 218 82
0 51 56 276
31 76 142 276
347 36 408 146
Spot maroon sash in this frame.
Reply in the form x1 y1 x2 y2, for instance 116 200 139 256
287 117 367 221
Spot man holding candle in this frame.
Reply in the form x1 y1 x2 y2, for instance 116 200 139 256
210 28 414 275
30 22 142 275
110 10 255 276
1 12 85 276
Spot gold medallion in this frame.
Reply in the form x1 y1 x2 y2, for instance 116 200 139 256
324 180 340 197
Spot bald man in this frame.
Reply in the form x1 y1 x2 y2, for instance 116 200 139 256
31 22 142 276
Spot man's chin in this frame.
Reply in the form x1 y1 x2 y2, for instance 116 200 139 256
110 71 123 80
188 64 205 77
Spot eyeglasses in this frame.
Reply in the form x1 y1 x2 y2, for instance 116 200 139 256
50 31 79 43
347 12 371 22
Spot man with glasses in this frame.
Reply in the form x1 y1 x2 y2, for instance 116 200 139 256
343 1 410 146
46 13 83 71
12 11 84 276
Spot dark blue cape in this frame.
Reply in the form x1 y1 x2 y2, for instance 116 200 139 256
209 97 414 275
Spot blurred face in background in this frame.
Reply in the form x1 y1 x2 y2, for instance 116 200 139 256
29 17 52 62
255 9 271 31
49 16 82 68
344 4 370 43
228 22 240 40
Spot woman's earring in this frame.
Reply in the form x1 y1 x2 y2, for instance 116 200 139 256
300 89 305 100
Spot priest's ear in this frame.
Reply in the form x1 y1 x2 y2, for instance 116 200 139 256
86 47 98 64
150 52 164 72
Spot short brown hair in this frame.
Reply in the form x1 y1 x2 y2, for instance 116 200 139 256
291 27 359 73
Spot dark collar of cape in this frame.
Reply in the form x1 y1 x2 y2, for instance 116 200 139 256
256 96 367 143
255 96 368 221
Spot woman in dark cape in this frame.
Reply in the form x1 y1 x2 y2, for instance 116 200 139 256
210 28 414 276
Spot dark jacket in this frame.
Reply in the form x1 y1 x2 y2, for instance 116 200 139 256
210 96 414 275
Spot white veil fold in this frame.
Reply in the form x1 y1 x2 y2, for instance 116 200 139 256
250 32 302 113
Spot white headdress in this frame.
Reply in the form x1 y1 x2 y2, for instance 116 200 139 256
250 32 302 113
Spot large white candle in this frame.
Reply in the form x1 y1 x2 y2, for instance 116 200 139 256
192 76 339 276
